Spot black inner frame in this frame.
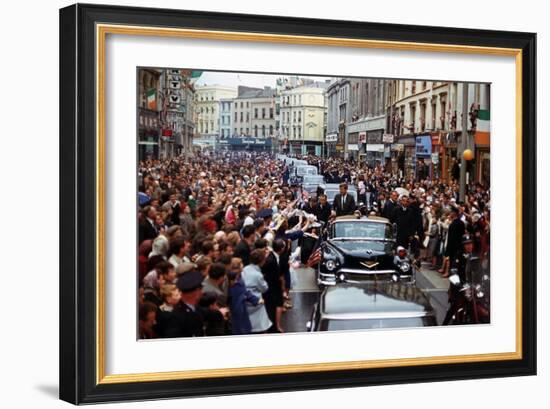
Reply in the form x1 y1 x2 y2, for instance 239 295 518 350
59 3 536 404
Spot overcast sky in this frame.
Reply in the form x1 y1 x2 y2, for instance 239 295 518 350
195 71 331 88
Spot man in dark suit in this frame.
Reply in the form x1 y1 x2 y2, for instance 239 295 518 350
333 183 356 217
382 190 399 222
139 205 158 244
392 195 423 249
234 224 256 266
315 193 332 224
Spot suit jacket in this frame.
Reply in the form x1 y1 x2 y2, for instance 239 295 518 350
382 199 397 222
333 193 356 216
139 218 158 243
234 240 251 266
315 203 332 224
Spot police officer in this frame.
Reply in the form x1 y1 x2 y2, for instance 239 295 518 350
442 234 475 325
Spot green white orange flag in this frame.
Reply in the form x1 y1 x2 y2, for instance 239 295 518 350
146 88 156 110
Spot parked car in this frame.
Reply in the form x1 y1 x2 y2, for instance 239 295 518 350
316 215 416 286
302 174 326 197
290 164 318 185
307 282 437 332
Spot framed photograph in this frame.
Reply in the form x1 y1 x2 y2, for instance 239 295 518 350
59 3 536 404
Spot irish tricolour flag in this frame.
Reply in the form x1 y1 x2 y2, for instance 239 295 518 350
475 109 490 145
146 89 156 110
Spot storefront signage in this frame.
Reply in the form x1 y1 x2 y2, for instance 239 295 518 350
392 143 405 152
366 144 384 152
358 132 367 143
382 133 395 143
326 133 338 143
348 144 359 151
415 135 432 157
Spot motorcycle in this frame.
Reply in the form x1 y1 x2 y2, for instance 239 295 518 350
443 256 490 325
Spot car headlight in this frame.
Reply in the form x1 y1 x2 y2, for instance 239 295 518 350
399 262 411 273
326 260 337 271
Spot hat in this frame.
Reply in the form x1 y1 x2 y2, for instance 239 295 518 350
462 234 473 244
257 208 273 219
177 270 204 292
176 261 197 276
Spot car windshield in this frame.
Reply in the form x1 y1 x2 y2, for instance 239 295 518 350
296 166 318 176
333 221 392 239
320 317 433 331
326 189 357 202
303 175 324 184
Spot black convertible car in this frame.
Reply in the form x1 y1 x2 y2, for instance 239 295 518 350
316 216 416 286
307 282 437 331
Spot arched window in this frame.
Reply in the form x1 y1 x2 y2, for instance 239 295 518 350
269 125 273 136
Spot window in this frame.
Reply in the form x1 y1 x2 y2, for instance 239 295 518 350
298 111 302 122
246 128 249 135
246 102 249 108
254 125 258 137
440 99 446 129
246 112 249 122
262 125 266 137
298 126 301 138
299 95 302 105
240 102 243 109
240 112 243 122
234 102 237 109
200 107 204 114
293 111 296 122
240 128 243 135
431 102 437 130
261 108 265 118
412 81 416 94
234 112 238 122
269 125 273 135
255 108 258 119
234 127 237 135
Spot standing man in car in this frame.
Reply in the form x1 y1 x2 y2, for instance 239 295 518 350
333 183 356 217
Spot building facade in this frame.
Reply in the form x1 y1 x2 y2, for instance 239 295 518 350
194 85 237 149
231 86 278 142
347 78 387 164
138 69 163 160
280 87 326 155
326 78 352 158
219 98 233 139
387 80 490 184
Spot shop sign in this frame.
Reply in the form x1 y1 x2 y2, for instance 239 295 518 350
431 152 439 164
348 144 359 151
415 135 432 156
392 143 405 152
366 144 384 152
326 133 338 143
382 133 394 143
359 132 367 143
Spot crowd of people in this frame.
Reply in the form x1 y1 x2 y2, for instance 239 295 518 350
137 151 490 339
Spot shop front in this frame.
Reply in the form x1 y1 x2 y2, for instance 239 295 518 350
226 137 273 152
326 133 337 157
415 134 432 181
